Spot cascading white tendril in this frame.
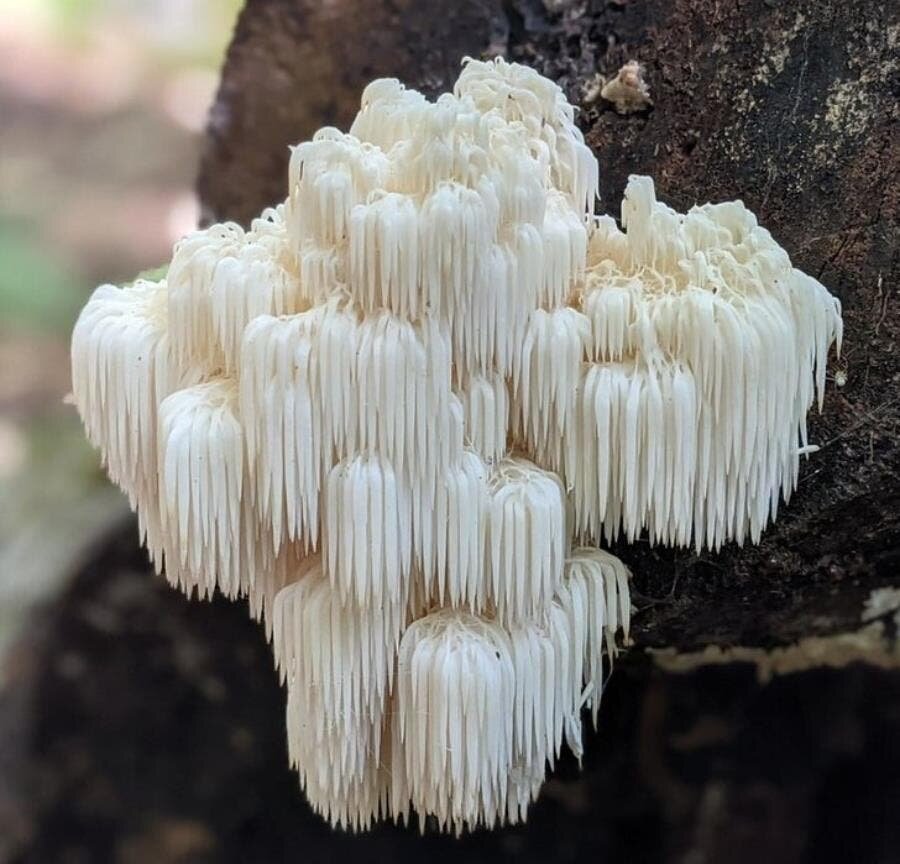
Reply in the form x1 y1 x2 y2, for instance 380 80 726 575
70 56 841 834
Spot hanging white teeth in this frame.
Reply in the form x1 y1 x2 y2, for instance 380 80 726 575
70 55 841 835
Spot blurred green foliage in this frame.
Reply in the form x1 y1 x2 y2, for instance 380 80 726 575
0 0 245 64
0 221 85 334
52 0 102 29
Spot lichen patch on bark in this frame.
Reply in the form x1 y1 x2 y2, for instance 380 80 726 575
651 587 900 682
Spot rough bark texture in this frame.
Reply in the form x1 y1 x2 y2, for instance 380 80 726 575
5 1 899 862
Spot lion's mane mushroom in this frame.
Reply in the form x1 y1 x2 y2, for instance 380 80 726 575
70 57 842 833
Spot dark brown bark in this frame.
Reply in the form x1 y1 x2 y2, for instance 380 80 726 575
5 2 899 862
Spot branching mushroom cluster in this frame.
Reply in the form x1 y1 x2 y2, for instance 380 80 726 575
70 57 842 833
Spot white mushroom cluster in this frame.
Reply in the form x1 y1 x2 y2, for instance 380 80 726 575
70 57 842 833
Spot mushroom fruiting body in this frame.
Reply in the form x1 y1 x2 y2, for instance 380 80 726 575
70 57 842 833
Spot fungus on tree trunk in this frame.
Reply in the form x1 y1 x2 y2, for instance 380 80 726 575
69 57 842 834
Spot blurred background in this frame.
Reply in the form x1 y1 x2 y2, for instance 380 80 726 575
0 0 241 665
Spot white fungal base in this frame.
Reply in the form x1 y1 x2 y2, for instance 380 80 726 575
70 57 841 834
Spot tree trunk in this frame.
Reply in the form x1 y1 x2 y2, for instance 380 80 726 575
5 2 898 862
